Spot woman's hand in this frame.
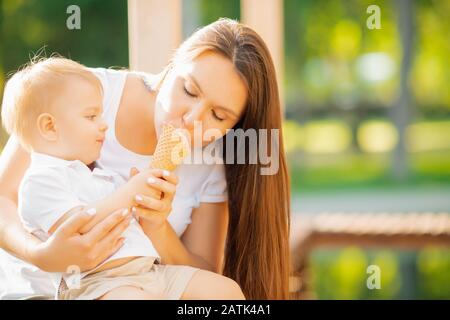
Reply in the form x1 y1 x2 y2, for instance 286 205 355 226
32 206 132 272
129 167 178 233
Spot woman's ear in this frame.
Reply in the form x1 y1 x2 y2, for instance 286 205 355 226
36 113 58 141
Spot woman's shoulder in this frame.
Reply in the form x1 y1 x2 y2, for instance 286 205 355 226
87 67 129 123
88 66 128 78
88 67 128 96
88 67 153 90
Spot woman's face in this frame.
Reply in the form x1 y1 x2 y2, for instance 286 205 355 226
154 51 248 148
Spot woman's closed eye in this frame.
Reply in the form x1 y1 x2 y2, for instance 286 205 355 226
183 83 225 121
211 109 225 121
183 85 197 98
85 114 97 120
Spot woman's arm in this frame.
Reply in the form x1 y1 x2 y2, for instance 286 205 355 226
0 135 131 272
138 200 228 273
0 135 39 261
181 202 229 273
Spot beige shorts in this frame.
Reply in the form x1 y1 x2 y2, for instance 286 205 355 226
58 256 200 300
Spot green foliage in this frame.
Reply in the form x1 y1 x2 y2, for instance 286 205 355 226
311 247 369 299
0 0 129 145
283 0 450 114
182 0 240 38
197 0 240 25
310 247 449 300
1 0 128 70
417 248 450 299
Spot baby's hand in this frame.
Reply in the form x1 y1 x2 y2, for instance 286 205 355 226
125 167 162 202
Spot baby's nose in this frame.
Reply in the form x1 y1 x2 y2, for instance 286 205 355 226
100 122 109 131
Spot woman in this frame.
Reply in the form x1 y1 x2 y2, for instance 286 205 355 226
0 18 290 300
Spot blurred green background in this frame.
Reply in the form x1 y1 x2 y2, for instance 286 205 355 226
0 0 449 299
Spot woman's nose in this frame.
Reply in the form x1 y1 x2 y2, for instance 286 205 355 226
182 105 206 129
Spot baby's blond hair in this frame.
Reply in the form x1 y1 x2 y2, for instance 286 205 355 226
1 57 102 151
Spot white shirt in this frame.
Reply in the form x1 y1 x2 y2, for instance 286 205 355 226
18 152 160 290
0 67 228 299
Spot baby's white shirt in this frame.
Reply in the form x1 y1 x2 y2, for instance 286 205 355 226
18 152 160 290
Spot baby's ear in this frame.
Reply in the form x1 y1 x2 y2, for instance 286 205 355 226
129 167 139 178
36 113 58 141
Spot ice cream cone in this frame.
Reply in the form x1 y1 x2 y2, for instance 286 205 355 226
150 124 190 171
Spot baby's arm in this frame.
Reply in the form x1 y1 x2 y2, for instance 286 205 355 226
48 168 161 235
48 184 131 235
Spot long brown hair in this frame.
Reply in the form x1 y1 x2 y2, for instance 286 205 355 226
169 18 291 300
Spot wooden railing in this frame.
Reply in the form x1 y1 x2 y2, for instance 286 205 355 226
289 212 450 299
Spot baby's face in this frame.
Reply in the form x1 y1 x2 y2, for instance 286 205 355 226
52 79 107 165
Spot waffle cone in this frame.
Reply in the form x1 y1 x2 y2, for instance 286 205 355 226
151 124 190 171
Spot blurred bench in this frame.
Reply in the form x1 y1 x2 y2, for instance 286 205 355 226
289 212 450 299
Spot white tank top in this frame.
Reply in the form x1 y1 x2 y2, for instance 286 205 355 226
0 67 228 299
